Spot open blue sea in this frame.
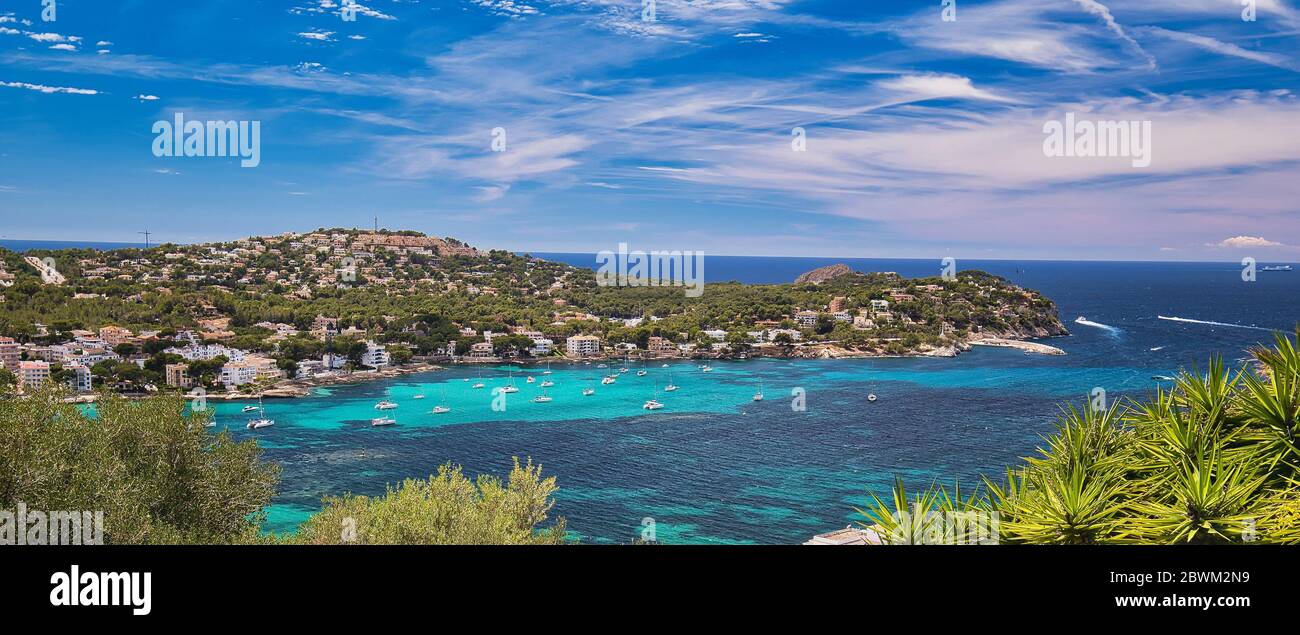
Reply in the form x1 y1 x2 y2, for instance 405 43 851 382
15 241 1300 543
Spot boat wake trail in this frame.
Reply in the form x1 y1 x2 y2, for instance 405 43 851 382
1157 315 1280 332
1074 316 1119 333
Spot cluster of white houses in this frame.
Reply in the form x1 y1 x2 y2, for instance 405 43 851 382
0 323 398 394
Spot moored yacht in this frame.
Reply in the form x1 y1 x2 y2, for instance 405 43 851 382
643 399 664 410
246 397 274 429
371 417 396 427
431 406 451 414
374 400 398 410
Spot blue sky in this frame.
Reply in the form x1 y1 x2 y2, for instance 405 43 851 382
1 0 1299 260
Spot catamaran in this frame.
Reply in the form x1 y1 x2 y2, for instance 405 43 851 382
500 372 519 393
643 399 664 410
601 375 617 385
246 397 274 429
374 400 398 410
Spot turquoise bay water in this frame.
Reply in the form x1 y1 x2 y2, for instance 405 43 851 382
211 351 1157 544
199 258 1300 544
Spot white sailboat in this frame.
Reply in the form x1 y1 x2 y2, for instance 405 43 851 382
500 372 519 394
532 387 553 403
601 375 617 385
542 363 552 375
472 371 485 389
643 399 664 410
664 373 678 392
753 382 763 402
246 397 274 429
374 400 398 410
432 386 451 414
371 417 396 427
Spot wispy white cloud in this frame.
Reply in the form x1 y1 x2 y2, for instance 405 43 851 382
1143 26 1297 70
1 80 97 95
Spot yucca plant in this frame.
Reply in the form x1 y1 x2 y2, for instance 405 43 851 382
854 478 988 544
1124 444 1268 543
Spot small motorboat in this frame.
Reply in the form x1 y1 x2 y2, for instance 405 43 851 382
431 406 451 414
601 376 617 385
597 364 608 369
540 380 554 387
582 388 595 396
413 395 425 400
661 364 669 368
701 366 714 373
753 392 763 402
619 368 629 374
636 370 647 377
643 400 664 410
1152 375 1176 382
375 400 398 410
665 384 678 392
472 382 485 389
526 376 536 384
241 405 259 413
371 417 396 427
532 395 553 403
867 394 878 402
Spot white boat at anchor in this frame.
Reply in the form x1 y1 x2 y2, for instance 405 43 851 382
582 388 595 396
540 379 554 387
431 406 451 414
246 397 274 429
643 399 664 410
412 394 425 400
371 417 396 427
241 405 259 413
374 400 398 410
601 375 617 385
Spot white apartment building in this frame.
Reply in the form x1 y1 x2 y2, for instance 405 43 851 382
565 335 601 357
361 341 390 368
65 363 93 392
219 361 258 388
